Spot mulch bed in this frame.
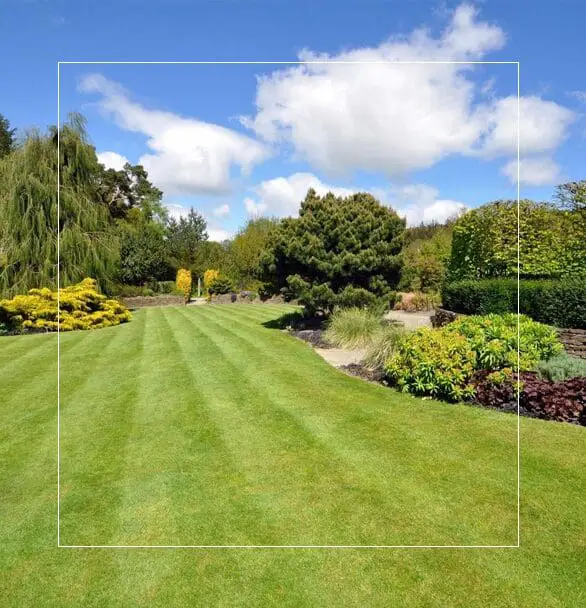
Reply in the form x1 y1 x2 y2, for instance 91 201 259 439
291 329 331 348
339 363 386 384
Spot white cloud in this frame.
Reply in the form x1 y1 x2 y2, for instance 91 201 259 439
207 228 233 242
244 197 268 217
568 90 586 103
247 172 355 217
501 157 561 186
243 4 573 182
80 74 269 196
390 184 469 226
97 151 129 171
476 96 574 159
213 203 230 217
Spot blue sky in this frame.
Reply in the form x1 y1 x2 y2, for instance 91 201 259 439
1 0 585 240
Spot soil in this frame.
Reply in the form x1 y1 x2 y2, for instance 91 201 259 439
291 329 330 348
339 363 386 384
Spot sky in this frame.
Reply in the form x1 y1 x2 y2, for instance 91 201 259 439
1 0 585 241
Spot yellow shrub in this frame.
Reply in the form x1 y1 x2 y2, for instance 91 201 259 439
203 269 219 293
0 278 131 333
176 268 192 304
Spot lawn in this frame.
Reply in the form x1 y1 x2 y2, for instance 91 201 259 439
1 304 584 606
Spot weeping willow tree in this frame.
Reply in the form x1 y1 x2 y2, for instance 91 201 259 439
0 113 119 296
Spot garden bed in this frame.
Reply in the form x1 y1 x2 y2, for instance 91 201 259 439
120 295 184 308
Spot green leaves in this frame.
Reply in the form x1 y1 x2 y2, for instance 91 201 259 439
262 190 405 314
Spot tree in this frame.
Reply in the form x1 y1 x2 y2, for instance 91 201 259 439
96 162 166 222
0 113 16 158
554 180 586 212
399 224 453 292
261 189 405 314
166 209 208 269
192 240 231 279
0 114 118 296
118 220 172 285
227 217 280 290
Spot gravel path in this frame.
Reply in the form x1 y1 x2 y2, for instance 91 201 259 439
384 310 433 330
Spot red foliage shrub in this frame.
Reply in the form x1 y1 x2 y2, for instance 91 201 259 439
472 370 586 425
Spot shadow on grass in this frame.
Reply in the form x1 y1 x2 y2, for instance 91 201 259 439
262 310 326 330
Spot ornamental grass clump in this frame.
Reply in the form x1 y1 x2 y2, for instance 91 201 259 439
363 323 406 371
324 307 382 349
0 278 131 333
176 268 192 304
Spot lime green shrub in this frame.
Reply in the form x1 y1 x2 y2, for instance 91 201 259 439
384 314 562 402
0 278 131 333
385 328 477 401
444 314 562 371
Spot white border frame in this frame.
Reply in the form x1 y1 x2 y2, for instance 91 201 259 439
57 60 521 549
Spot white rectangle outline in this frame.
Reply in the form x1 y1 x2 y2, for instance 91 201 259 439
57 60 521 549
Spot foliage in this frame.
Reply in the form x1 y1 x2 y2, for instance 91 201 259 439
324 307 382 349
0 113 16 158
385 314 561 401
227 217 280 290
444 314 562 372
399 225 452 292
535 353 586 382
448 200 586 280
441 278 586 329
208 275 233 295
395 291 441 311
111 284 155 297
0 114 119 296
363 323 406 371
118 220 172 286
175 268 192 303
385 328 477 401
96 162 165 222
473 370 586 425
0 278 131 332
260 189 405 315
203 269 220 293
192 241 231 279
554 180 586 212
166 209 208 269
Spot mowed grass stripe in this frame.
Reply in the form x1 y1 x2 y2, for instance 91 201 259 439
59 311 149 545
169 306 341 544
112 306 279 546
195 305 517 544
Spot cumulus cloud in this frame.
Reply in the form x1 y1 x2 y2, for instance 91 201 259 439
97 151 129 171
245 172 355 217
501 157 561 186
390 184 469 226
243 4 573 184
213 203 230 217
80 74 269 196
244 173 465 226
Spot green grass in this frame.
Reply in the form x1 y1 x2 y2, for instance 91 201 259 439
324 307 382 348
1 304 584 606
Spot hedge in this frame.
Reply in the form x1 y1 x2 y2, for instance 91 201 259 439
441 279 586 329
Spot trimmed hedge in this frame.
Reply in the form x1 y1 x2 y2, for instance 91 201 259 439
442 279 586 329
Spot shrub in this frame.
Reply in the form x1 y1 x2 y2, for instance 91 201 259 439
384 314 562 402
336 285 379 310
324 308 382 349
394 291 440 312
208 275 233 295
0 278 131 333
473 370 586 425
203 269 220 292
363 324 406 371
153 281 178 295
441 278 586 329
176 268 192 304
535 353 586 382
385 328 477 401
111 284 155 298
448 200 586 280
444 314 562 371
